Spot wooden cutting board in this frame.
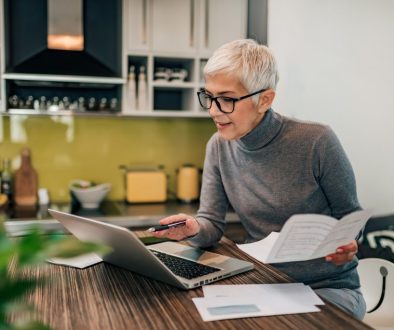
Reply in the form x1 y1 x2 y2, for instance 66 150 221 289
14 148 38 206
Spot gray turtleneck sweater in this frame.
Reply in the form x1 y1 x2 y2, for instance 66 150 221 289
190 109 361 289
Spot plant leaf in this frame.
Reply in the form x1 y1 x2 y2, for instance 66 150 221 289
0 278 40 303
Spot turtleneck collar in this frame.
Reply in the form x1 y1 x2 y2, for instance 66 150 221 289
236 109 283 151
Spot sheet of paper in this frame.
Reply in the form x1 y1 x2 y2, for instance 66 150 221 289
267 215 336 262
237 209 372 263
311 209 373 258
47 253 103 269
236 231 279 263
192 296 320 322
202 283 324 306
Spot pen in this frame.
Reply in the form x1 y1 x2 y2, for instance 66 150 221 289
146 220 187 233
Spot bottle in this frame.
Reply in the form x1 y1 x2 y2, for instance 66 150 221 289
14 148 38 207
77 97 86 112
126 65 137 113
25 96 34 109
8 95 19 108
110 98 118 112
88 97 96 111
99 97 108 111
137 65 147 111
1 159 13 204
39 96 47 110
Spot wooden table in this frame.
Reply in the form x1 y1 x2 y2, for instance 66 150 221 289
11 235 371 330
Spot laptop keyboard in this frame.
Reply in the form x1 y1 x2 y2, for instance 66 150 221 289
151 250 221 280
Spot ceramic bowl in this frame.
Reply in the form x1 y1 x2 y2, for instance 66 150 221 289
70 180 111 209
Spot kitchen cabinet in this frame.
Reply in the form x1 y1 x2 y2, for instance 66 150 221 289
0 0 257 118
198 0 248 56
125 0 151 52
151 0 197 54
123 0 248 117
148 0 247 55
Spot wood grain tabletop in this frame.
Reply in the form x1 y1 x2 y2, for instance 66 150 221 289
9 234 372 330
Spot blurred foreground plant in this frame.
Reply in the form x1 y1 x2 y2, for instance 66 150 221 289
0 214 109 330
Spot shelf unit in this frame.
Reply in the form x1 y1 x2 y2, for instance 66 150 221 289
122 53 210 117
4 75 124 115
0 0 255 118
121 0 248 118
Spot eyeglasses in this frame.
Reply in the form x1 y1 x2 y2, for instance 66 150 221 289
197 88 267 114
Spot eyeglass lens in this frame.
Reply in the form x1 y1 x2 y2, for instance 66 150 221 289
198 93 234 113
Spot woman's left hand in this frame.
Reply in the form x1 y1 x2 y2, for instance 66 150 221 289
325 240 358 266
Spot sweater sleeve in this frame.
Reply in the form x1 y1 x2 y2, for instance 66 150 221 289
314 127 361 219
188 135 229 248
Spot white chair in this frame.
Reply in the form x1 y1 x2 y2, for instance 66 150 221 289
358 258 394 329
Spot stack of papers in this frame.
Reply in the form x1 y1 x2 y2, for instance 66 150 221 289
47 253 103 268
192 283 324 322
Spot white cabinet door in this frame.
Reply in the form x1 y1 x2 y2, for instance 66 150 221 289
126 0 151 51
199 0 247 55
151 0 197 53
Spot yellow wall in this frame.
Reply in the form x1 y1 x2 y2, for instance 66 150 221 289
0 115 216 202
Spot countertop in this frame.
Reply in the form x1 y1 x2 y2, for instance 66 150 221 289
4 200 240 236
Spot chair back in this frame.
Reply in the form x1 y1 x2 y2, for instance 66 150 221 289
358 258 394 329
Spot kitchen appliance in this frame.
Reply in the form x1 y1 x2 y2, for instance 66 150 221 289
176 164 200 203
120 166 167 203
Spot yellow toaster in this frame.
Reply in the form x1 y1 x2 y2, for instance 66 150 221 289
124 169 167 203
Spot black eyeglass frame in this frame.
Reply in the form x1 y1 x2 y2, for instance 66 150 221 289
197 88 267 114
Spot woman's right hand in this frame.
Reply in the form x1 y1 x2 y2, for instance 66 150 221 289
151 213 200 241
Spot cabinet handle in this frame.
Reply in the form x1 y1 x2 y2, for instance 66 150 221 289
142 0 147 44
205 0 209 48
190 0 195 47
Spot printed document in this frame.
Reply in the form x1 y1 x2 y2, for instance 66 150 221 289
193 283 322 322
202 283 324 305
237 209 372 263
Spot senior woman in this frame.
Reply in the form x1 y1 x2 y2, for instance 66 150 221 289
154 39 366 320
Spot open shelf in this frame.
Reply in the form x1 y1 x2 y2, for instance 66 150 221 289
2 73 125 85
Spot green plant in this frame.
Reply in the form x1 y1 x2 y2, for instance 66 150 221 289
0 214 109 330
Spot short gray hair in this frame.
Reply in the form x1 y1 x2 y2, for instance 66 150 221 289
203 39 279 103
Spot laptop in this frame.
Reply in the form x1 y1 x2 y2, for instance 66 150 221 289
48 209 254 289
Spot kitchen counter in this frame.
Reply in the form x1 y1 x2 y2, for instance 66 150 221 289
4 201 241 237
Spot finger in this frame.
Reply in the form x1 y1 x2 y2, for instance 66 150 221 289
159 213 190 225
326 251 356 265
152 229 169 237
336 240 358 253
152 218 198 240
166 219 198 239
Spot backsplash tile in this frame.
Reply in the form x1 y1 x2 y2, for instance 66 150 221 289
0 116 215 201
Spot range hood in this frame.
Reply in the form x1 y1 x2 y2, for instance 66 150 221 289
4 0 122 77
